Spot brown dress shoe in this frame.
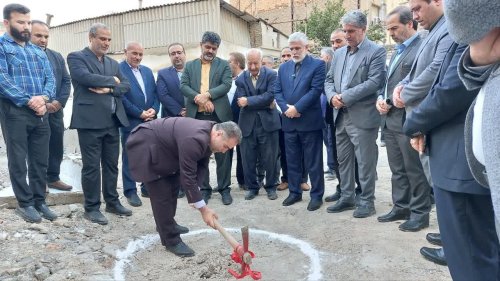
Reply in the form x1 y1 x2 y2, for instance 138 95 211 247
277 182 288 191
48 180 73 191
300 183 311 191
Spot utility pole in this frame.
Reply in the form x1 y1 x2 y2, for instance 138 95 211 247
138 0 143 9
290 0 294 32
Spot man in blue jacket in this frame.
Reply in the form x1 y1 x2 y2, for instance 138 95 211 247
119 41 159 207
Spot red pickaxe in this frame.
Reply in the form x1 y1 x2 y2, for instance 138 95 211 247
214 220 262 280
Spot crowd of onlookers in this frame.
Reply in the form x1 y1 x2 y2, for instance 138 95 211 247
1 0 499 278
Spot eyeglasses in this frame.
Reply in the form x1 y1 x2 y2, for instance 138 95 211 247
281 54 291 58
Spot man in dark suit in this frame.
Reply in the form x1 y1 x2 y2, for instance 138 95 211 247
237 48 281 201
403 43 500 281
275 32 325 211
126 118 240 257
30 20 73 192
181 31 233 205
228 52 247 190
392 0 453 231
157 43 186 118
67 23 132 225
119 41 159 207
375 7 431 229
325 10 387 218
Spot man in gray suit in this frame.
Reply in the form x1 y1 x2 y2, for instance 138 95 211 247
325 10 387 218
392 0 454 231
375 7 431 231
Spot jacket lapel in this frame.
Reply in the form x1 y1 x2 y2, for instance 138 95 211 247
170 67 180 87
293 55 309 89
347 44 367 83
335 48 347 91
255 67 265 90
84 47 104 74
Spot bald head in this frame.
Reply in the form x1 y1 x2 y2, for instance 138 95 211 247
246 48 263 77
124 41 144 68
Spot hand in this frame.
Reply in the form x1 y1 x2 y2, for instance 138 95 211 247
410 135 425 154
237 97 248 107
46 102 57 113
89 87 111 94
203 100 214 113
269 100 276 109
194 92 210 105
470 27 500 66
27 95 46 111
51 100 62 112
331 94 344 109
199 206 218 229
392 85 405 108
34 104 47 116
376 99 389 115
140 111 149 120
284 105 300 118
180 108 187 117
113 76 121 84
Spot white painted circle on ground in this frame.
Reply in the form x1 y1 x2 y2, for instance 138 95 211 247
113 228 322 281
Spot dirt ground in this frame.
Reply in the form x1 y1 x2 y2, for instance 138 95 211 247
0 130 451 281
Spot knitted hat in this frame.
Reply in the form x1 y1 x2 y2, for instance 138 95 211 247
444 0 500 44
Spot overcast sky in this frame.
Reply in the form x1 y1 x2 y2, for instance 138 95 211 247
9 0 181 26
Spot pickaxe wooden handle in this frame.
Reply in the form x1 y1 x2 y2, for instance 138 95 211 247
214 219 252 264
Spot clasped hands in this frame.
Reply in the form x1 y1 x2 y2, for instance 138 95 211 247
330 94 344 109
284 105 301 118
27 95 47 116
194 92 214 112
140 108 156 121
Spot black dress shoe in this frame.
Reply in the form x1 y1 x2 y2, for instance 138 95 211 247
282 194 302 206
177 189 185 199
307 199 323 211
202 191 211 204
420 247 447 266
15 206 42 223
377 209 410 222
399 218 429 232
126 193 142 207
245 190 259 200
175 224 189 234
426 233 442 246
266 189 278 200
326 200 355 213
221 192 233 205
141 188 149 198
353 205 376 218
105 203 133 216
165 241 195 257
325 191 341 202
84 210 108 225
35 204 58 221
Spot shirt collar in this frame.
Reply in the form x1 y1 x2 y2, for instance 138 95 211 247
127 62 140 71
347 37 366 54
397 33 419 54
2 33 31 47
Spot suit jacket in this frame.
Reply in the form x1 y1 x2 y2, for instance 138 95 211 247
235 66 281 137
403 43 487 195
400 16 454 112
180 57 232 122
68 47 130 129
119 61 159 131
325 38 387 129
382 34 423 132
157 66 184 117
275 54 325 132
46 48 71 107
126 117 214 203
